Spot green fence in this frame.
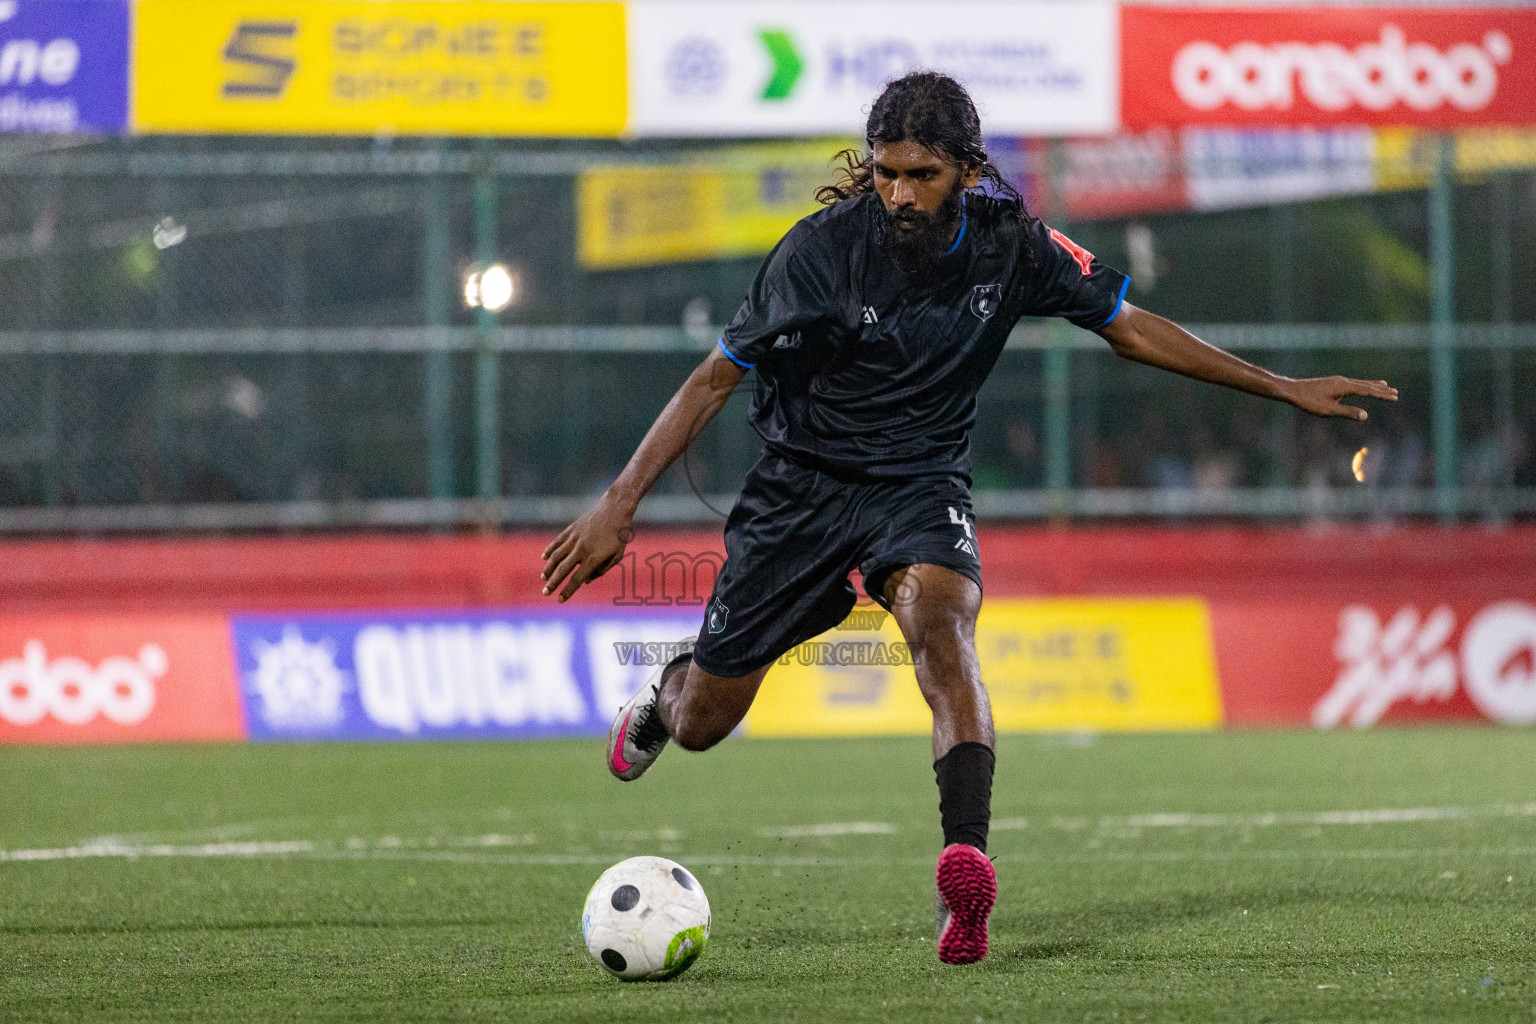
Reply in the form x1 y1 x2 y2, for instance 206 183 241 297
0 323 1530 532
1 137 1531 531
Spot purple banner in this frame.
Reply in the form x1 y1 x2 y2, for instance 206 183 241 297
231 609 700 742
0 0 128 134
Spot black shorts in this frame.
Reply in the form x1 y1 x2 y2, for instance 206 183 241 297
690 452 983 678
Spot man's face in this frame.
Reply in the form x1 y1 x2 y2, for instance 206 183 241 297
871 141 980 273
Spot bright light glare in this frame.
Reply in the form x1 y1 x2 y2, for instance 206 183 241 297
463 263 518 312
478 264 515 312
152 217 187 250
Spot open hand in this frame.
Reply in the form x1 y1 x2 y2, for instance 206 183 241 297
541 494 635 603
1283 376 1399 421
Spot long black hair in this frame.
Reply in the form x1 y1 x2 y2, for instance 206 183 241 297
817 71 1030 227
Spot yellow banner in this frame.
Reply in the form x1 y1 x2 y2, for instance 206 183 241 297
743 598 1222 737
134 1 626 137
577 140 856 270
1375 128 1536 191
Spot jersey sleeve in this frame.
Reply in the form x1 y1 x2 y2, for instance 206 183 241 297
717 222 836 369
1014 219 1131 332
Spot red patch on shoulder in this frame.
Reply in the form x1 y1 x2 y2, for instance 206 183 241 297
1049 227 1095 276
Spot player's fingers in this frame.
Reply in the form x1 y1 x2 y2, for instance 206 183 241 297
541 524 575 562
543 549 582 595
1335 401 1368 421
1343 378 1399 401
542 533 579 578
557 561 593 603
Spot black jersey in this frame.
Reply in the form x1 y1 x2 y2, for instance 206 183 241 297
717 191 1130 483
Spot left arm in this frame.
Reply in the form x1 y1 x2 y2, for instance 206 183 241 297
1099 303 1398 420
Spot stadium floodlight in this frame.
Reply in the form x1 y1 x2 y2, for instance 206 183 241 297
152 217 187 250
463 263 519 313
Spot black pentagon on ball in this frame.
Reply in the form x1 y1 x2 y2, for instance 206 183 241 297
610 884 641 911
601 948 627 972
671 867 696 890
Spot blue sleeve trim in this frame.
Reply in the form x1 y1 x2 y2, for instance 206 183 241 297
1100 276 1131 328
944 192 968 256
717 337 755 369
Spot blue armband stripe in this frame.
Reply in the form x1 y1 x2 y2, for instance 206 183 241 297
717 337 755 369
1100 276 1131 328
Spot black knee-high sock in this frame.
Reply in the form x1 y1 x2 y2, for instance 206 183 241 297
934 742 994 853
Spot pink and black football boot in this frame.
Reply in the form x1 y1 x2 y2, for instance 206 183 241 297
606 637 694 782
934 842 996 964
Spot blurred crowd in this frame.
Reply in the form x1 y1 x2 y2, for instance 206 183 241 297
979 402 1534 506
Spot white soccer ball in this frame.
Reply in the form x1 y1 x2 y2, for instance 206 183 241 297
581 856 711 981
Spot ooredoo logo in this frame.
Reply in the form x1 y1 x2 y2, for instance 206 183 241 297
1172 25 1512 114
0 640 164 727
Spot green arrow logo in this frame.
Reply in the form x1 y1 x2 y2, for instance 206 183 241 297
758 29 803 101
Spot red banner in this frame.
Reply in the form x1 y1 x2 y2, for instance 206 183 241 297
0 528 1532 740
1122 6 1536 129
1055 131 1191 220
0 615 244 745
1213 599 1536 728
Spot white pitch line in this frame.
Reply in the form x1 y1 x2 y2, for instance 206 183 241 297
0 840 316 863
4 841 1536 871
1088 802 1536 831
757 822 897 838
7 802 1536 867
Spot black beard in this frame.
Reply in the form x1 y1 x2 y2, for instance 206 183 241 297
877 182 964 282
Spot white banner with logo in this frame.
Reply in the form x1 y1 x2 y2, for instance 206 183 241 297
626 2 1118 137
1183 127 1377 211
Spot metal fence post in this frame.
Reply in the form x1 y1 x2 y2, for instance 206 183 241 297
1044 320 1072 505
1266 202 1298 487
1429 132 1458 523
36 178 64 505
1043 140 1072 517
422 165 455 502
152 176 180 502
473 148 501 514
1491 171 1515 493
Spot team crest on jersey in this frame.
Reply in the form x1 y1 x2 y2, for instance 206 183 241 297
707 598 729 634
969 284 1002 320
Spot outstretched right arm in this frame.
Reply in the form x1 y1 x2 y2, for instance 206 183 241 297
541 345 747 602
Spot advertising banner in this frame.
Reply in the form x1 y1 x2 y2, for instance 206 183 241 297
1053 130 1190 221
1375 126 1536 191
0 615 243 745
577 139 853 270
133 1 627 137
627 2 1118 137
230 609 698 741
1121 6 1536 130
1215 599 1536 729
744 598 1222 737
1 531 1531 744
1183 127 1376 210
0 0 129 134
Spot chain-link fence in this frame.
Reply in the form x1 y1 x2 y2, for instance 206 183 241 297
0 136 1532 530
0 324 1531 530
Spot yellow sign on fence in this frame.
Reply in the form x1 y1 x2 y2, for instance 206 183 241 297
134 1 627 137
744 598 1222 737
1375 128 1536 191
577 141 856 269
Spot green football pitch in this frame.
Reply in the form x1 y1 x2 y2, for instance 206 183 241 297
3 729 1534 1022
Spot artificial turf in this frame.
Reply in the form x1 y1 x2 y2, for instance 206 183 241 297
2 728 1534 1022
